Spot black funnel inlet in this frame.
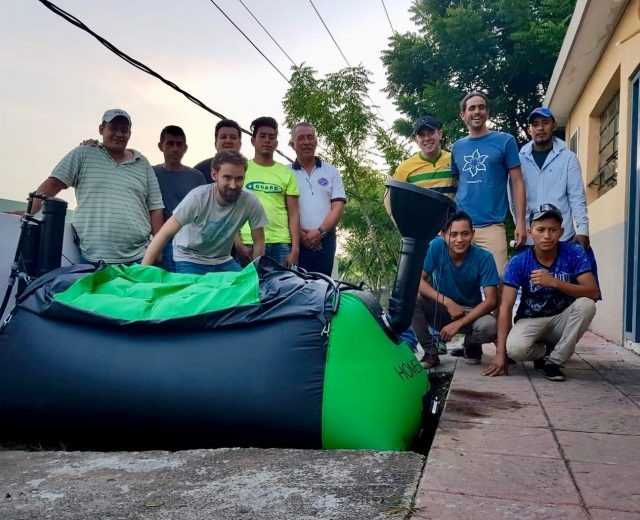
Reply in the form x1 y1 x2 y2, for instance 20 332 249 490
385 180 455 336
37 197 67 276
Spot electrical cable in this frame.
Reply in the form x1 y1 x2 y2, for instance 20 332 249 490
235 0 298 67
381 0 396 34
206 0 292 84
35 0 294 162
307 0 351 67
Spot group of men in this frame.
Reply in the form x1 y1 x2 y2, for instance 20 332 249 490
33 89 598 383
33 110 346 279
397 92 598 382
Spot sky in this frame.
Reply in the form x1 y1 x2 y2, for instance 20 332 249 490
1 0 416 207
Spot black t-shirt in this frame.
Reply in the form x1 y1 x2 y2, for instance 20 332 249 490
532 148 552 170
193 157 214 183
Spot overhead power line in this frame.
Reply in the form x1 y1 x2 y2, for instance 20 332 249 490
206 0 291 84
307 0 351 67
381 0 396 34
236 0 297 67
35 0 293 161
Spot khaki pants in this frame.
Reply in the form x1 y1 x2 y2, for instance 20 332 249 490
507 298 596 365
473 224 508 276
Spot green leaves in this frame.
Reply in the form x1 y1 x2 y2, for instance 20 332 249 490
382 0 576 142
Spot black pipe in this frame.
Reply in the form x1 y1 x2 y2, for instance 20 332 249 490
387 237 428 334
37 197 67 276
384 180 455 337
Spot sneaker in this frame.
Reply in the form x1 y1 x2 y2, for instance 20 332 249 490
435 337 448 355
463 342 482 365
450 347 464 357
533 357 545 371
542 362 565 381
420 352 440 369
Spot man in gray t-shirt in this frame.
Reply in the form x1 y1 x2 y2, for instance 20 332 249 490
153 125 206 271
142 151 267 274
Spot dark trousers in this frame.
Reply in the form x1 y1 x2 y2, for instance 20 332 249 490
299 232 337 276
411 295 496 357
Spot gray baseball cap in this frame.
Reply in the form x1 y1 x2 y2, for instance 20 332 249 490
102 109 131 124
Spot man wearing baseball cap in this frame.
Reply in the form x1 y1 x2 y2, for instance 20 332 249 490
518 107 590 249
32 108 164 264
484 203 599 380
389 114 457 198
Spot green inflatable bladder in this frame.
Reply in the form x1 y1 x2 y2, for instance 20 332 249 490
323 292 427 451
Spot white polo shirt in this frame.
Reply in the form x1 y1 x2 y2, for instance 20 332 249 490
290 158 347 230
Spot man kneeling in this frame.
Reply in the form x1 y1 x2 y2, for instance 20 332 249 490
484 204 598 380
412 211 499 368
142 151 267 273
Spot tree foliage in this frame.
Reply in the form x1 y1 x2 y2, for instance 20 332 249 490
382 0 576 143
283 66 408 293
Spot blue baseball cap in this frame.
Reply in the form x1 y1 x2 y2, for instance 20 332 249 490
527 107 555 123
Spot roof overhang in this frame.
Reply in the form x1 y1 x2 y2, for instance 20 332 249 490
544 0 631 125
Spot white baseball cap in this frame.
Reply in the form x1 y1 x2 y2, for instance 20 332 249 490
102 108 131 124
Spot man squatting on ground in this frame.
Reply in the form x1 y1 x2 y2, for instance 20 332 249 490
289 122 346 276
452 92 527 275
235 117 300 267
412 211 500 368
153 125 207 271
142 151 266 273
484 204 599 381
32 109 164 264
193 119 242 181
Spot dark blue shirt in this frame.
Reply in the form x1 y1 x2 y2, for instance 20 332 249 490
503 242 592 319
452 131 520 226
424 237 500 308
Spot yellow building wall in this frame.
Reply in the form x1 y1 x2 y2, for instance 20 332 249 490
565 0 640 343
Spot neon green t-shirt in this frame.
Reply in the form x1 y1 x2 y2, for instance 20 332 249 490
240 160 299 244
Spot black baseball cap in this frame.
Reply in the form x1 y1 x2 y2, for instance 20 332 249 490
528 203 563 225
413 115 442 134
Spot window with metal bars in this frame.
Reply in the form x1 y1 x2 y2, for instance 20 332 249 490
589 92 619 196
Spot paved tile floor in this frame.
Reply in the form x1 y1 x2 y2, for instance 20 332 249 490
414 332 640 519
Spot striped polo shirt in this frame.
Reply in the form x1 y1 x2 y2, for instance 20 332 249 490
392 150 457 199
51 145 164 263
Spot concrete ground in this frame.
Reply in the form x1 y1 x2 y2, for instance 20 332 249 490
414 332 640 519
0 449 424 520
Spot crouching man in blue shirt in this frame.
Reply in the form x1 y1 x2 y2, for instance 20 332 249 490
412 211 499 368
484 204 599 381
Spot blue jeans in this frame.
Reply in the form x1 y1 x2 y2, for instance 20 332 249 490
265 243 291 266
174 258 242 274
161 241 176 272
299 232 336 276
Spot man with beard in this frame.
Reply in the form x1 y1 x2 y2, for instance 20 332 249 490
519 107 590 249
142 151 267 273
32 109 164 264
193 119 243 182
451 92 527 276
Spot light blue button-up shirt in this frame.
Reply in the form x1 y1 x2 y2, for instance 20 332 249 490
519 138 589 241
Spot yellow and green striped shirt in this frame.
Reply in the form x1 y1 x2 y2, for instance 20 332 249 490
392 150 457 199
